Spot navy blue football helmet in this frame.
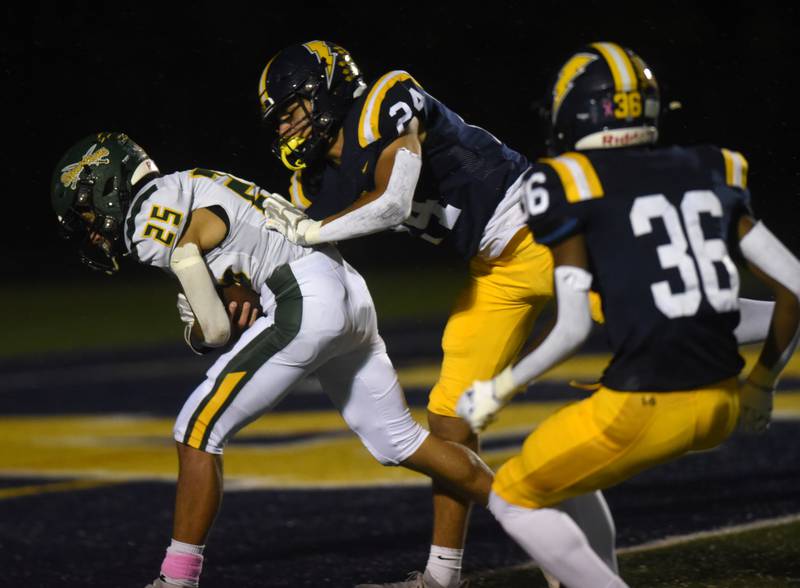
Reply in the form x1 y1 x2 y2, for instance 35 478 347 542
545 42 660 154
258 40 367 170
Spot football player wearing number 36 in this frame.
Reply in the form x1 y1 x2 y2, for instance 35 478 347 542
455 43 800 587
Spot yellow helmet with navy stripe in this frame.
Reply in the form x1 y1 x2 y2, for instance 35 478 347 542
545 42 660 154
258 41 367 170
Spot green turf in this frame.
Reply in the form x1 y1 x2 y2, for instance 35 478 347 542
1 266 467 357
469 519 800 587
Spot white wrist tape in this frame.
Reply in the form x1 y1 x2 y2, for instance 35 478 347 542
739 221 800 384
735 298 775 345
511 266 593 387
170 243 230 347
312 148 421 243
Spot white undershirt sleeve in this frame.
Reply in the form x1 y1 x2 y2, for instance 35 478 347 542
508 265 594 393
738 221 800 384
735 298 775 345
306 148 421 244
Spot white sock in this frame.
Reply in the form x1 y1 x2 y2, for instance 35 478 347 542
488 492 628 588
425 545 463 588
168 539 206 555
559 491 618 572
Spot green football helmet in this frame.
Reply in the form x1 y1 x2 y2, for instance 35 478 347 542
51 132 158 273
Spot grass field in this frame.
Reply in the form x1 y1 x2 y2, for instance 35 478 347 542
1 265 468 357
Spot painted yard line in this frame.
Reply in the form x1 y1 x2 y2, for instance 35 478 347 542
0 478 124 500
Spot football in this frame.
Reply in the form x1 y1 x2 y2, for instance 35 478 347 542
220 284 263 333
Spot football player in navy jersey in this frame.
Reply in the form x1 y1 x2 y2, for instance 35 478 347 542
257 40 614 588
456 42 800 587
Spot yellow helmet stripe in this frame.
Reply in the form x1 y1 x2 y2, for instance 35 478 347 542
290 171 312 209
542 152 604 203
721 148 749 189
552 53 598 120
591 42 638 92
186 371 247 449
258 54 278 109
358 70 418 147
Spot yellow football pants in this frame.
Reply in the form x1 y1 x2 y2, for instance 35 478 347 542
428 228 553 416
428 228 603 417
493 378 741 509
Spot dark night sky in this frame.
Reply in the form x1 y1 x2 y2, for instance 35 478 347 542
7 1 800 278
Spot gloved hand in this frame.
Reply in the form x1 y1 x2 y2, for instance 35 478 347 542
738 380 774 434
456 367 517 433
263 192 321 245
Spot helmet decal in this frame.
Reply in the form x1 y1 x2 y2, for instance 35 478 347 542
302 40 336 88
552 53 597 123
60 143 110 189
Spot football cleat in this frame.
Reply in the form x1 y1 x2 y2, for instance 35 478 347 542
542 42 660 154
51 132 158 274
356 570 468 588
258 40 367 170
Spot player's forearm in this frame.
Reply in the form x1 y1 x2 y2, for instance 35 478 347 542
170 243 230 347
506 266 594 399
304 148 421 244
739 221 800 387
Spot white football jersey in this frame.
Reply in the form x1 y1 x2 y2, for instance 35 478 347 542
124 169 311 289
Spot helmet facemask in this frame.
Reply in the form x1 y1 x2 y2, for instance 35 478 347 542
265 75 339 171
259 41 367 171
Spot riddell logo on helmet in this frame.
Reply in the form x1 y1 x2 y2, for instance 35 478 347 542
603 131 645 146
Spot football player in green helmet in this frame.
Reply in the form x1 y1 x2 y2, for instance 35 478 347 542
52 132 494 588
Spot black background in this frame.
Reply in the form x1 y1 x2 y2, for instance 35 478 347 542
7 1 800 278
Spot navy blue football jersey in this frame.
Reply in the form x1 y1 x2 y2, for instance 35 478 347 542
286 71 530 259
522 145 753 391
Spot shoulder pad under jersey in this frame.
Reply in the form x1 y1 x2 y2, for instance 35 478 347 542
356 70 426 148
125 180 191 268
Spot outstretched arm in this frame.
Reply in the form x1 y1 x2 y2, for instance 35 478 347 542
457 234 594 431
264 120 422 245
736 216 800 432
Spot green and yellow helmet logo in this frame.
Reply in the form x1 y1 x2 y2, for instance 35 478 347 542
59 142 111 190
552 52 598 121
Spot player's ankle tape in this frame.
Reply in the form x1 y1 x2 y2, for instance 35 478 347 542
161 551 204 585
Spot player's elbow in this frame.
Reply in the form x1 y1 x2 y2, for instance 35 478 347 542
200 316 231 347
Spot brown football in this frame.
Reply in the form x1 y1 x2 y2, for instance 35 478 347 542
219 284 263 334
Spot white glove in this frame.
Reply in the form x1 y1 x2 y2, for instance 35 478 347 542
456 367 517 433
738 380 774 434
177 293 205 356
263 192 321 245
